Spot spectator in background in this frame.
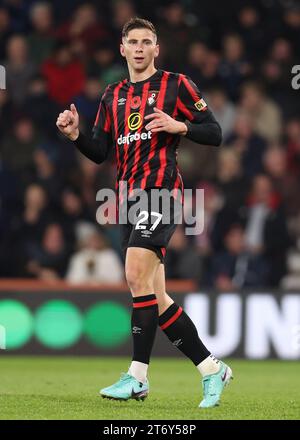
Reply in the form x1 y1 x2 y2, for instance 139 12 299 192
261 58 289 107
0 7 12 61
0 159 19 277
33 148 63 207
207 224 269 290
13 183 52 245
55 3 109 58
236 5 265 62
95 197 123 260
157 2 198 71
22 75 60 139
66 223 123 284
263 146 300 218
164 226 199 281
282 5 300 58
26 223 70 279
9 183 55 276
1 117 40 184
41 40 85 106
192 182 224 283
261 38 297 117
269 38 295 88
240 174 291 286
215 148 248 211
110 0 136 43
206 86 236 138
285 118 300 178
28 2 56 66
60 186 92 248
184 41 208 80
88 42 127 86
225 111 267 178
281 250 300 290
74 77 103 132
178 134 219 185
218 33 251 100
74 155 115 215
239 80 282 142
4 34 36 106
0 90 13 142
2 0 30 33
199 51 222 91
193 181 223 256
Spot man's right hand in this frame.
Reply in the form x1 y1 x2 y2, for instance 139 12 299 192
56 103 80 140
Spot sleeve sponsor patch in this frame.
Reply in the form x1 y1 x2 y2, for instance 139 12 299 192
194 98 207 111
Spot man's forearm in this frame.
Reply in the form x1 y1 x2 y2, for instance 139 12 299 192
72 130 111 164
184 120 222 146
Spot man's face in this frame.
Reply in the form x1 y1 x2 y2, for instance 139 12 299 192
120 28 159 71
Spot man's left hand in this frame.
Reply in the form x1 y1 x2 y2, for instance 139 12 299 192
145 107 187 135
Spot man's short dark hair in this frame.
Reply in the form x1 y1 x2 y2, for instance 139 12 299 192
122 17 157 41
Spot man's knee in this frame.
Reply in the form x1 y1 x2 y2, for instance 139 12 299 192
125 247 159 295
125 264 153 294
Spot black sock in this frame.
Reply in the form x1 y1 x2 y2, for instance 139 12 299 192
131 294 158 364
159 302 210 365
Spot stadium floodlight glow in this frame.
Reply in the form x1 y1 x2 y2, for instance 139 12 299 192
34 300 82 349
83 301 131 348
0 300 33 349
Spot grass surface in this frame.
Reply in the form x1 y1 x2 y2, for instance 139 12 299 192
0 356 299 420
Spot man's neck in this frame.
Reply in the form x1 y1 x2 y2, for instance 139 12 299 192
129 65 157 83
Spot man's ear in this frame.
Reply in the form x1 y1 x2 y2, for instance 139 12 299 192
154 44 160 59
120 43 125 58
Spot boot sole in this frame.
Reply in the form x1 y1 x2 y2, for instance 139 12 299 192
100 392 148 402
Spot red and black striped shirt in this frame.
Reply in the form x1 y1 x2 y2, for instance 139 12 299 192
93 69 209 197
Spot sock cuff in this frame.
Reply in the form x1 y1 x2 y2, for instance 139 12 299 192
159 302 183 330
133 294 158 308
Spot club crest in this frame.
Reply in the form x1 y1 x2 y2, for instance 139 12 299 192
147 91 159 106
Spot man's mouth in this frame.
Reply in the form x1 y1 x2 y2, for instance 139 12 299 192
134 57 144 62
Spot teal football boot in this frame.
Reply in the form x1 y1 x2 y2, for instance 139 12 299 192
100 373 149 401
199 361 233 408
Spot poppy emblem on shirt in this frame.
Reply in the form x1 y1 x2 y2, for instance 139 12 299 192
131 96 141 109
147 91 159 106
194 98 207 111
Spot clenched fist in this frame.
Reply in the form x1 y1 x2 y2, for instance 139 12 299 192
56 103 80 140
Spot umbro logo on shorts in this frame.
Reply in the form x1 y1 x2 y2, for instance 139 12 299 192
132 326 142 334
172 338 183 347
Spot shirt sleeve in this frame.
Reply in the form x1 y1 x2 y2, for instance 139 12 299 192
72 87 113 164
92 87 112 140
177 74 210 123
177 74 222 146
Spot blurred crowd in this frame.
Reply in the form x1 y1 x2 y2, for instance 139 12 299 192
0 0 300 289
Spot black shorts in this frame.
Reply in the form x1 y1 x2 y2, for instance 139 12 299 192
119 187 183 263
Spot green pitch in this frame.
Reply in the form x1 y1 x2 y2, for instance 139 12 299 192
0 356 299 420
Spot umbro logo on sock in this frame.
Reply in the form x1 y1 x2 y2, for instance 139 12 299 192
132 326 142 334
172 338 183 347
